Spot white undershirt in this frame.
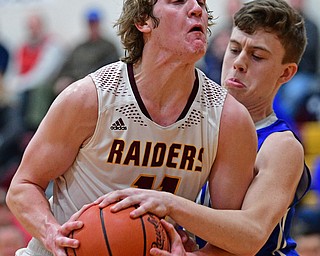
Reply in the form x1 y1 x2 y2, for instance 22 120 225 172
255 112 278 130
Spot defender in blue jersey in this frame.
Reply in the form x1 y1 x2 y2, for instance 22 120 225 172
197 117 311 255
194 0 311 255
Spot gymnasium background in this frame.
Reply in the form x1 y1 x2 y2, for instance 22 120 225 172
0 0 320 68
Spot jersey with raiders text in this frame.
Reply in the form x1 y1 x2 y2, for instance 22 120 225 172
50 61 228 224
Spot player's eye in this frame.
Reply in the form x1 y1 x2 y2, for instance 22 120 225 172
229 47 240 55
197 0 205 6
252 54 263 61
172 0 185 4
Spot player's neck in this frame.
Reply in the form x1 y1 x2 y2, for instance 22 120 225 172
132 62 196 126
255 112 277 129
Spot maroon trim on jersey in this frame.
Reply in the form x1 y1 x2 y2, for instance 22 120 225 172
178 70 199 121
127 63 199 122
127 63 152 119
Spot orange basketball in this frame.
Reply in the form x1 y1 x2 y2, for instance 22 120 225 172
66 204 170 256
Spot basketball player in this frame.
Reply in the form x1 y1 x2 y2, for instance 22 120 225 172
6 0 257 255
110 0 311 255
195 1 311 254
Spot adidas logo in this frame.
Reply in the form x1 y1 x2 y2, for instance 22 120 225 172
110 118 127 130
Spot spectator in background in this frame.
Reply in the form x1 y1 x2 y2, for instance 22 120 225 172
297 234 320 256
0 37 10 116
0 40 9 79
54 7 120 94
0 188 13 227
8 12 66 133
0 37 25 189
275 0 319 123
201 0 242 83
1 13 65 187
295 211 320 256
293 156 320 251
0 39 11 156
0 225 26 256
0 188 31 248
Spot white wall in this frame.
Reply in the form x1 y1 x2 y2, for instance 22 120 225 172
0 0 123 52
0 0 319 54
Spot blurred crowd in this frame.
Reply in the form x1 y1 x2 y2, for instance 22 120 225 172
0 7 120 188
0 1 319 255
0 6 120 255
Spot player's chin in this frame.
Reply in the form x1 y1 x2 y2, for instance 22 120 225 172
190 47 206 60
192 40 207 55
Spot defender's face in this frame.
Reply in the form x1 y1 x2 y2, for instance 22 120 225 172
221 27 288 108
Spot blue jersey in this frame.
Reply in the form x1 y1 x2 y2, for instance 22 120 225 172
196 118 311 255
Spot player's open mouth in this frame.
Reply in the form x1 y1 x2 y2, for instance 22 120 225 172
189 25 204 33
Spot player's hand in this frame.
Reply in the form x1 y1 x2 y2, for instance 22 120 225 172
43 222 82 256
94 188 174 218
150 219 187 256
177 228 199 252
44 207 86 256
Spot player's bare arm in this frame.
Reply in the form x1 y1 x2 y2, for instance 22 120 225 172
196 131 306 256
234 131 305 250
208 94 257 210
6 76 98 254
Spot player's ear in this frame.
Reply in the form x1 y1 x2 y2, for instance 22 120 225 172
135 19 152 33
278 63 298 84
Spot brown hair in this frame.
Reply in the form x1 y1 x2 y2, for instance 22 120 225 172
234 0 307 64
114 0 214 64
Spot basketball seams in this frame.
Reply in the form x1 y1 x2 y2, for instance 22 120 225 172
100 208 113 256
138 211 147 256
71 246 77 256
66 231 77 256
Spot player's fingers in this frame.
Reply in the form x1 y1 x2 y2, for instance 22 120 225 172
60 220 83 237
176 228 188 243
150 247 171 256
108 196 147 216
69 203 94 221
96 190 125 207
160 219 186 255
56 236 79 249
161 219 178 237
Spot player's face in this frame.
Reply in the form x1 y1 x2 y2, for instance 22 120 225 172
221 27 289 109
146 0 209 62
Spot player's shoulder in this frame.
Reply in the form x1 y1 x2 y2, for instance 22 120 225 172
53 76 97 112
91 61 124 78
256 129 305 187
196 69 228 108
219 94 257 147
223 93 252 125
263 129 304 154
90 61 125 88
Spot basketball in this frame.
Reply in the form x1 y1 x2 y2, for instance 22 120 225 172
66 204 170 256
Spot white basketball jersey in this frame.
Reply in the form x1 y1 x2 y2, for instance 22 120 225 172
51 61 227 224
